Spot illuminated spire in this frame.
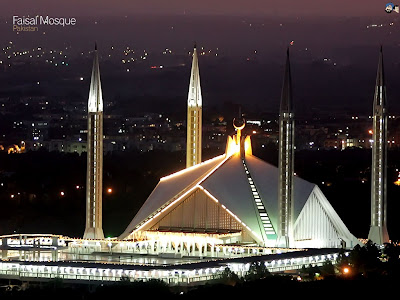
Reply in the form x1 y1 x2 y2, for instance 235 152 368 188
368 46 389 245
374 46 386 108
277 48 295 248
186 44 202 168
280 48 293 113
88 43 103 113
84 43 105 240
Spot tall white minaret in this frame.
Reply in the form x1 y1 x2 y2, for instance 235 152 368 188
186 44 202 168
83 43 105 240
368 46 389 245
277 49 295 248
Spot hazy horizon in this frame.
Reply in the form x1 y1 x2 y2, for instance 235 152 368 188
0 0 389 17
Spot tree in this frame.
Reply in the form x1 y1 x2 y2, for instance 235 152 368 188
383 242 400 263
218 267 240 286
320 260 336 278
244 261 271 281
300 264 320 281
383 242 400 278
349 240 382 277
336 248 351 274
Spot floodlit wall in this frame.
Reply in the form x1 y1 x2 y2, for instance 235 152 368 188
293 186 360 249
150 189 242 233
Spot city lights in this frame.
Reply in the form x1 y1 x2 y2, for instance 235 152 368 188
0 10 397 291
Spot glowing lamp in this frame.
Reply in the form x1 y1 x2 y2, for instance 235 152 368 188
394 172 400 186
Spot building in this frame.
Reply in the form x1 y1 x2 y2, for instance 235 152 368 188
83 44 105 240
119 122 359 251
186 44 202 168
277 49 295 247
118 49 360 252
368 47 390 244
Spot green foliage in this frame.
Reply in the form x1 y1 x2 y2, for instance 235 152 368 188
349 240 382 277
336 249 351 270
383 242 400 263
92 279 171 298
300 264 321 281
119 274 131 284
320 260 336 277
244 261 271 281
383 242 400 278
45 277 64 289
310 242 400 280
218 267 240 286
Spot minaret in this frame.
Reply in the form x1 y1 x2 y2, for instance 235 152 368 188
368 46 389 244
277 48 295 248
83 43 105 240
186 44 202 168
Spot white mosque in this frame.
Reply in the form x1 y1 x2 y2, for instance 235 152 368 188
0 45 390 285
117 46 369 253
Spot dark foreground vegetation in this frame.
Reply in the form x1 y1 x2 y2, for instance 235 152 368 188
0 275 396 299
0 241 399 298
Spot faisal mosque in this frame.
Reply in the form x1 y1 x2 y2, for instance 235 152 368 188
0 44 391 284
117 46 362 251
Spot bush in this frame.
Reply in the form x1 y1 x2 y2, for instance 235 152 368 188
244 261 271 281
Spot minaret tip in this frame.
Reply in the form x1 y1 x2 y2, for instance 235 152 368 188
186 39 202 168
194 41 197 49
375 45 385 101
280 49 293 113
95 42 98 51
88 42 103 113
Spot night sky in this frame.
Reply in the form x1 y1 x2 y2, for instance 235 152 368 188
0 1 398 112
0 0 387 17
0 1 400 241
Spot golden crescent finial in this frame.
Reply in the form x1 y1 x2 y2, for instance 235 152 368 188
233 118 245 131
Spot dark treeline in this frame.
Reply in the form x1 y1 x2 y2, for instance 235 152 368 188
1 278 395 299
